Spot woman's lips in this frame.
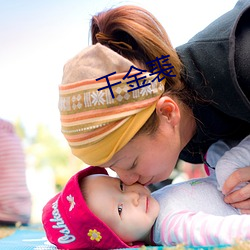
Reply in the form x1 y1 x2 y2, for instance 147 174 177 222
146 196 149 213
143 177 154 186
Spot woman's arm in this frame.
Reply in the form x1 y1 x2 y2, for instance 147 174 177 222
215 135 250 192
206 135 250 212
223 166 250 213
215 135 250 213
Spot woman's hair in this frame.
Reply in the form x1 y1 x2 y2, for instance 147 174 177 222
90 5 192 135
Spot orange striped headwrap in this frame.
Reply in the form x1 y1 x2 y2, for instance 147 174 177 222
59 43 165 165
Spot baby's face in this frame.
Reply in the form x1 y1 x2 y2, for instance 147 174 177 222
84 174 160 244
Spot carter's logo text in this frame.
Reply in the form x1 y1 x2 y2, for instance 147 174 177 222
50 200 76 244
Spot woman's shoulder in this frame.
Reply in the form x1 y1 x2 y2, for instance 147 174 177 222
176 0 250 123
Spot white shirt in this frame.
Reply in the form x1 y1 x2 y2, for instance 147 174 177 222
152 135 250 247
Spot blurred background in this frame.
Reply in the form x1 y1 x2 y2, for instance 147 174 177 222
0 0 238 224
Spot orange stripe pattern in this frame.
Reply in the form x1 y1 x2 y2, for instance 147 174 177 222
59 72 164 148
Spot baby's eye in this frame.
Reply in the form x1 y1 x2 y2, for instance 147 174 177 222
120 180 124 191
118 204 123 216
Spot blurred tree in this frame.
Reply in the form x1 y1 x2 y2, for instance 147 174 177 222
14 118 26 139
14 120 85 191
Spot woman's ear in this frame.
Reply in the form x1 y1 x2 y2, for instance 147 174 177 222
156 96 180 126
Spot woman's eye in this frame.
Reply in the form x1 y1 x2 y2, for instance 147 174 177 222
120 180 124 191
118 204 123 216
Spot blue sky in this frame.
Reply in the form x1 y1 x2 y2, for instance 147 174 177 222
0 0 238 139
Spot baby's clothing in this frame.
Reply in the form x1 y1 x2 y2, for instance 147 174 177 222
152 135 250 246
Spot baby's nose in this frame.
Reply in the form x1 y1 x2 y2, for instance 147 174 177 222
126 191 140 206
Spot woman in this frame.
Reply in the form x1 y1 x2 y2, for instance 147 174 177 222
59 1 250 211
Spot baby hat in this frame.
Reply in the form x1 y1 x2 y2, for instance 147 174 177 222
42 166 141 249
59 43 165 166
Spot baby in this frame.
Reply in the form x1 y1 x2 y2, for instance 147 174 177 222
42 135 250 249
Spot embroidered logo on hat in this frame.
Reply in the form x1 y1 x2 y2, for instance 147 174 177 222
88 229 102 242
50 199 76 244
67 194 75 211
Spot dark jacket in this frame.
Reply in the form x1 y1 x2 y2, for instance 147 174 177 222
176 0 250 164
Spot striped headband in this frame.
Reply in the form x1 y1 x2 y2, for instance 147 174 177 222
59 43 165 165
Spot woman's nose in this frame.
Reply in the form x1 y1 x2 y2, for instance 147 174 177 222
112 168 139 185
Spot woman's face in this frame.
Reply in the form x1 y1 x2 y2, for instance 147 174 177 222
100 118 182 186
